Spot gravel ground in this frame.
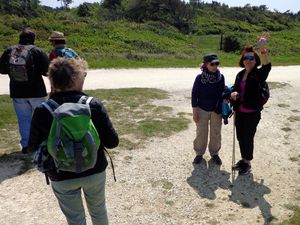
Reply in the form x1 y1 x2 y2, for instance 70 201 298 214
0 66 300 225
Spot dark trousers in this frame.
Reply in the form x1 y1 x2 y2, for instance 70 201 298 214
235 111 261 161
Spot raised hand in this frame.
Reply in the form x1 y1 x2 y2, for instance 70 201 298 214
257 32 270 49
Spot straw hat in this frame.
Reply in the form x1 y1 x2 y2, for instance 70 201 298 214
49 31 65 41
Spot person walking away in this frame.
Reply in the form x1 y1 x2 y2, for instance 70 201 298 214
48 31 79 62
0 28 49 154
230 33 271 175
192 54 225 165
28 58 119 225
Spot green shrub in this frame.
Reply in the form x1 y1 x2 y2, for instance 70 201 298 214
223 35 241 52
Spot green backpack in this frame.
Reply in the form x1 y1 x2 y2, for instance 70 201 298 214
42 96 100 173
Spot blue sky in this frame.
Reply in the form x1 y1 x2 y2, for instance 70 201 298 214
40 0 300 13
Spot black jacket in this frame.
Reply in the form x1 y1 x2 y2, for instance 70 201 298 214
0 44 49 98
232 63 271 111
28 91 119 181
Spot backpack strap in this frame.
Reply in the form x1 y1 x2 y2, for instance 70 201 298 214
42 99 60 115
77 96 116 180
40 99 60 183
78 96 93 105
104 148 117 182
23 45 35 52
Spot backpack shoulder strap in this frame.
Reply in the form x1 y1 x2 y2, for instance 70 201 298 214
78 96 93 105
24 45 35 51
42 99 60 115
104 148 116 182
9 45 19 56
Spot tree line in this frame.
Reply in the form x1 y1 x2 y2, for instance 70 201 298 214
0 0 300 35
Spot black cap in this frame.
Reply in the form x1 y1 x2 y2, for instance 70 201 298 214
203 54 219 63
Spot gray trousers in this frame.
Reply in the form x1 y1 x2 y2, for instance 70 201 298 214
193 107 222 156
51 171 108 225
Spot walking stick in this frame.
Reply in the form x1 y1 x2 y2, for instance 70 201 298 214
231 112 236 184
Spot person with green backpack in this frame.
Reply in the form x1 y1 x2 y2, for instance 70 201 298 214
28 58 119 225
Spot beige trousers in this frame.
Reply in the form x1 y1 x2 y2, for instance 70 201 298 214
193 107 222 156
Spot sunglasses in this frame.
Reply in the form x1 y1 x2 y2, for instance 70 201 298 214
209 62 220 66
243 55 255 61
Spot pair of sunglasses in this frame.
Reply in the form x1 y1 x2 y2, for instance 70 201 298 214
243 55 255 61
209 62 220 66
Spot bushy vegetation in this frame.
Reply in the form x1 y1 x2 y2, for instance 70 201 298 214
0 0 300 68
222 34 241 53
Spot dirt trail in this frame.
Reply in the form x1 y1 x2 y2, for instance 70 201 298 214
0 66 300 225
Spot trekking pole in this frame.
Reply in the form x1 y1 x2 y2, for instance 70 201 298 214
231 111 236 184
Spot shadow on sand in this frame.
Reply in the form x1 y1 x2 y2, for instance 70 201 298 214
187 159 231 200
0 151 34 183
229 174 273 225
187 160 273 224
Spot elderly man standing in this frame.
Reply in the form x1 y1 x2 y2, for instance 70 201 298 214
0 28 49 153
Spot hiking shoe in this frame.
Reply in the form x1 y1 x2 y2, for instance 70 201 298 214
232 160 244 171
193 155 203 164
238 163 252 175
21 147 28 154
212 155 222 165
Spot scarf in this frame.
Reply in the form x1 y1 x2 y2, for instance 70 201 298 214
200 70 222 84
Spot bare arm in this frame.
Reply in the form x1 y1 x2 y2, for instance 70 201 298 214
257 32 270 65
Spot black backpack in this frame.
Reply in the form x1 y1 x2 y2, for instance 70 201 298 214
259 81 270 106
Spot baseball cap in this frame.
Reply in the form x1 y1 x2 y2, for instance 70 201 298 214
203 54 219 63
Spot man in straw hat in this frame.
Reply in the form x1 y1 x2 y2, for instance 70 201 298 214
48 31 79 61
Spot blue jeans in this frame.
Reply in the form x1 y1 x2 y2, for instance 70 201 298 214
12 97 45 148
51 171 108 225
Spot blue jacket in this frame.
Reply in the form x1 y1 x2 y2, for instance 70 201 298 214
191 70 225 114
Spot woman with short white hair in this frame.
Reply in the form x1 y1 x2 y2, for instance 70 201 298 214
29 58 119 225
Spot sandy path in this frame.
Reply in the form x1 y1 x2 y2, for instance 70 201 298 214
1 66 300 94
0 66 300 225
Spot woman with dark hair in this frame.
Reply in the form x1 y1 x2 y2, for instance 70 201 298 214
231 33 271 175
191 53 225 165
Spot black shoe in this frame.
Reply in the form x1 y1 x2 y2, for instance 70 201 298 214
193 155 203 164
232 160 244 171
238 163 251 175
212 155 222 165
21 147 28 154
